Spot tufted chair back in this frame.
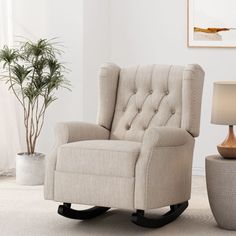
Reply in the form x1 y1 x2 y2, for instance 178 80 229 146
97 63 204 142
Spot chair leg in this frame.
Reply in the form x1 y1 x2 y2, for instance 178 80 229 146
58 203 110 220
131 201 188 228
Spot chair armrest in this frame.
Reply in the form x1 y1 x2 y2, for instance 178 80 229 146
54 121 110 144
142 127 190 149
44 122 109 200
135 127 195 210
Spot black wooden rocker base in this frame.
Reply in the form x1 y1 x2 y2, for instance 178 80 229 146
58 203 110 220
58 201 188 228
131 201 188 228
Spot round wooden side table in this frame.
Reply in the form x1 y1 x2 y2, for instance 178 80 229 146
206 155 236 230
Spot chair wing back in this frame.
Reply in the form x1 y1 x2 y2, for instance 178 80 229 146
97 63 204 142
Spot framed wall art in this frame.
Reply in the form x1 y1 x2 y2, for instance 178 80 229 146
188 0 236 47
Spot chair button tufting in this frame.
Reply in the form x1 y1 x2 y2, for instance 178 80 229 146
149 90 153 94
171 110 175 114
154 109 158 113
126 124 131 130
137 108 142 113
165 90 169 95
134 89 137 94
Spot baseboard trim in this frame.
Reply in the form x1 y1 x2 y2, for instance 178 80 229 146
192 167 204 176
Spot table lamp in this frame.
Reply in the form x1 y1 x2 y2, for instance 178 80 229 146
211 81 236 159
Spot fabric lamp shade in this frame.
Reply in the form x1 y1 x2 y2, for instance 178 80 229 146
211 82 236 125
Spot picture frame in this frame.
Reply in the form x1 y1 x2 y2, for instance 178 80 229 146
188 0 236 48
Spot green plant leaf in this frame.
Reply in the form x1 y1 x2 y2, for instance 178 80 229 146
0 46 19 66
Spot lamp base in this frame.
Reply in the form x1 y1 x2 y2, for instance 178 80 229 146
217 125 236 159
217 145 236 159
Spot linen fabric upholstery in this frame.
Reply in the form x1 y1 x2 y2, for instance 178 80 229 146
56 140 141 177
110 65 183 142
181 64 204 137
54 172 135 209
110 64 204 141
135 127 195 209
44 122 109 200
97 63 120 130
44 63 204 211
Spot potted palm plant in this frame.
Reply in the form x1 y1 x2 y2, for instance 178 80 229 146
0 39 70 185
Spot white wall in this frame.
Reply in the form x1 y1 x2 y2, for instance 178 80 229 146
83 0 110 122
12 0 84 153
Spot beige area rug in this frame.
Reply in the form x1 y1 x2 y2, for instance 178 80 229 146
0 176 235 236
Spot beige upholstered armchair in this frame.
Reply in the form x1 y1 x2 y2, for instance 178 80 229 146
44 63 204 228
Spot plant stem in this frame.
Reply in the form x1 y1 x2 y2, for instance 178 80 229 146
8 64 31 154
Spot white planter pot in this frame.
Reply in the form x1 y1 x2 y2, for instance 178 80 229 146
16 152 45 185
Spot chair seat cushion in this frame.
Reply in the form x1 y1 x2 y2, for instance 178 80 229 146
56 140 141 177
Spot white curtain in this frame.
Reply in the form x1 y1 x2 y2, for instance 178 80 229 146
0 0 21 175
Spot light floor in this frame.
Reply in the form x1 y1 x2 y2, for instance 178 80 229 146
0 176 235 236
